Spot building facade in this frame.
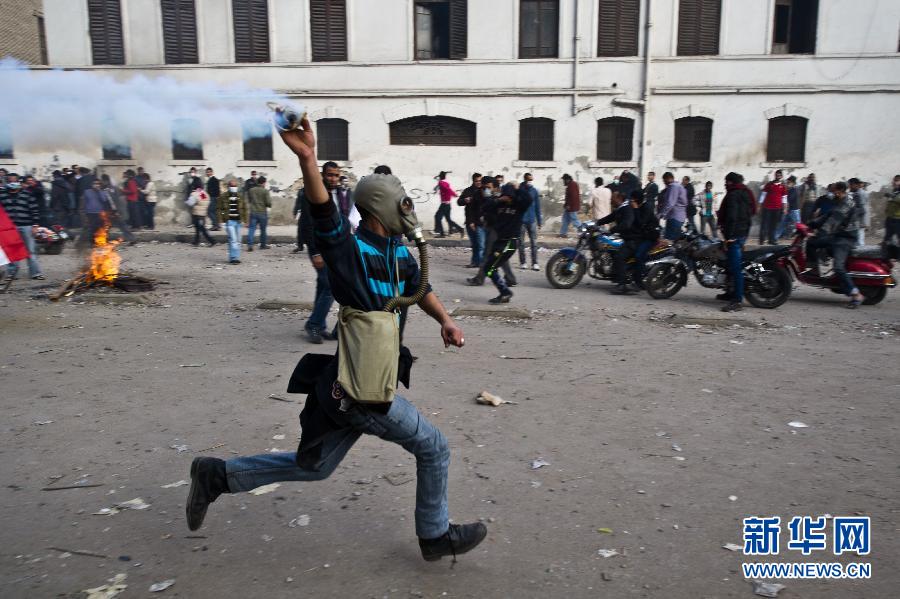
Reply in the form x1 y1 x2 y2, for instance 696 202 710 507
12 0 900 225
0 0 47 65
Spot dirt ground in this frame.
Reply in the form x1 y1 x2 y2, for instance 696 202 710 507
1 241 898 599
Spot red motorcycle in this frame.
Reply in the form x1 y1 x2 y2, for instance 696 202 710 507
781 223 896 305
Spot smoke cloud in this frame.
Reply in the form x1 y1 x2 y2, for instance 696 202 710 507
0 58 301 155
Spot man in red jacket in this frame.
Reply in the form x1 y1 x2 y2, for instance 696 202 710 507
558 174 582 237
758 170 786 245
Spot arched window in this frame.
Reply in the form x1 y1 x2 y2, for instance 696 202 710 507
317 118 349 160
596 117 634 161
767 116 807 162
673 116 712 162
519 117 555 161
389 116 476 146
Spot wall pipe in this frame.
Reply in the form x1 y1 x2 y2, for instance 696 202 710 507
638 0 653 177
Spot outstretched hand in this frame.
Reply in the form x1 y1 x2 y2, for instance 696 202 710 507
441 321 465 348
277 116 317 162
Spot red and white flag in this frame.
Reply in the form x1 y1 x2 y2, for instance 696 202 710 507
0 204 29 267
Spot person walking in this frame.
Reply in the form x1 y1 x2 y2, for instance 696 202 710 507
299 162 357 344
480 180 532 303
142 174 158 230
121 170 142 230
798 173 819 224
205 168 221 231
100 174 136 245
717 172 755 312
135 167 150 229
696 181 718 238
657 172 688 241
848 178 869 244
457 173 484 267
682 176 697 232
0 173 44 280
188 181 216 247
590 177 612 221
78 178 111 248
218 180 247 264
518 173 542 270
433 171 463 238
884 175 900 246
643 171 660 213
558 174 582 237
776 176 800 240
247 176 272 251
243 170 259 192
49 170 71 227
758 170 786 245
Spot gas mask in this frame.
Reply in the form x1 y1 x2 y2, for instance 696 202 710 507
353 174 420 241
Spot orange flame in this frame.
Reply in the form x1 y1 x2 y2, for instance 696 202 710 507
86 213 121 284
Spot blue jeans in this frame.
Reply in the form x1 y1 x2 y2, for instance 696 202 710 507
248 213 268 246
306 265 334 331
727 237 746 302
6 225 43 278
776 209 800 240
207 198 219 228
664 218 684 241
559 211 582 236
466 225 485 266
518 221 539 265
225 395 450 539
225 220 242 261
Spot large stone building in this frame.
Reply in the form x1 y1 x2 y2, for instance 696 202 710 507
0 0 47 65
11 0 900 225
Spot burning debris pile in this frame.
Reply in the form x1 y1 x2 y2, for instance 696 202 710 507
50 217 155 301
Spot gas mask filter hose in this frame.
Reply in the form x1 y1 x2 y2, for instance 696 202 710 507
383 229 429 312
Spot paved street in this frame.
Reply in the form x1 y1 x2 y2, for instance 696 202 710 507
1 241 897 598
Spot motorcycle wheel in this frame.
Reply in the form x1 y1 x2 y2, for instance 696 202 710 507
859 286 887 306
545 252 586 289
644 263 686 299
745 265 792 309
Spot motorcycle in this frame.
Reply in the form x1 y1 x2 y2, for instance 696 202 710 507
779 223 896 305
33 224 69 255
643 232 792 308
545 220 670 289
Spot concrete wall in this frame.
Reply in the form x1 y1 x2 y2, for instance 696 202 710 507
0 0 45 65
21 0 900 229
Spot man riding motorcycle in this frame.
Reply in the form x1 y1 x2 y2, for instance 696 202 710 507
803 181 863 308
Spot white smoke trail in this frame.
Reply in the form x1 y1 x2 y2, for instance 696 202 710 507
0 58 301 154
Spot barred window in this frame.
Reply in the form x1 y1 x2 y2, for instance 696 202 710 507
767 116 807 162
87 0 125 65
673 117 712 162
519 118 555 161
389 116 476 146
317 119 349 161
596 117 634 161
172 118 203 160
101 120 131 160
242 120 273 161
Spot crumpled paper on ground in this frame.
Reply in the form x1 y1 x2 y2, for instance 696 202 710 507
752 580 786 597
475 391 518 406
149 579 176 592
84 573 127 599
94 498 151 516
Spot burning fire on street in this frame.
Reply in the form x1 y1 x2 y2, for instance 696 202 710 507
50 215 155 301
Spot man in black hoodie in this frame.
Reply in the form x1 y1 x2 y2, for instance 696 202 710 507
717 172 755 312
478 179 532 303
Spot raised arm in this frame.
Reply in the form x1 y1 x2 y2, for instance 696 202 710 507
279 116 328 205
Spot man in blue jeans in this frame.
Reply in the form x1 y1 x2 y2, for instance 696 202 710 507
0 173 45 280
657 172 688 241
718 172 754 312
187 117 486 562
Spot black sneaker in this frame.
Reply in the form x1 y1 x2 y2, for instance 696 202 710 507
321 327 337 341
260 245 269 250
489 293 512 304
247 245 254 252
466 277 483 286
307 327 324 344
229 259 241 264
721 302 743 312
715 292 734 301
419 522 488 562
292 247 304 254
610 284 632 295
186 457 228 531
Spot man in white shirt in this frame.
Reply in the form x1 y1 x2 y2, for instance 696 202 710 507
590 177 612 220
